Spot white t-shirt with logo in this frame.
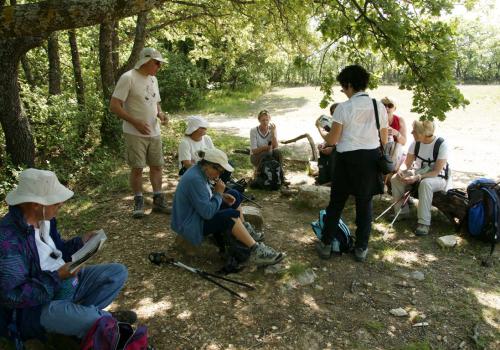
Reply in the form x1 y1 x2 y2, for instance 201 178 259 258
112 69 161 137
332 92 388 153
178 135 215 168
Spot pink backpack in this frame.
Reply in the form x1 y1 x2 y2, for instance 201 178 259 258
81 316 150 350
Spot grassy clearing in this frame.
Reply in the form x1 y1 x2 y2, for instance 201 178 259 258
198 85 269 116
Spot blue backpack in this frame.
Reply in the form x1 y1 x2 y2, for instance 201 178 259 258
466 178 500 259
311 210 353 254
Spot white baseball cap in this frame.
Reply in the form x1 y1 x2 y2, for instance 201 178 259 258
134 47 167 69
6 168 74 206
185 115 209 135
202 149 234 172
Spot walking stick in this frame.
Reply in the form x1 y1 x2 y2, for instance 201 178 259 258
148 253 255 301
383 191 412 237
375 190 411 221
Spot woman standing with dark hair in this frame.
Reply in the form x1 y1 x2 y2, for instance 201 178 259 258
316 65 389 262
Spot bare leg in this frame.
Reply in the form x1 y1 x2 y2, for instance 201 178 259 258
149 166 163 193
130 168 143 194
231 218 255 247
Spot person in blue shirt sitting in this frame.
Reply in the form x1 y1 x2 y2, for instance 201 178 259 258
171 148 285 266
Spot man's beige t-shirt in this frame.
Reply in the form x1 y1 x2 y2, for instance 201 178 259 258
112 69 161 137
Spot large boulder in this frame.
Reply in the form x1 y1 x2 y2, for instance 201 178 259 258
296 184 330 209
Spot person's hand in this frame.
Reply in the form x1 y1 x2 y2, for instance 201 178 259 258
82 230 98 243
57 262 79 280
315 117 322 129
320 146 333 155
133 119 151 135
214 179 225 194
222 193 236 206
158 111 169 126
269 123 277 135
403 174 420 185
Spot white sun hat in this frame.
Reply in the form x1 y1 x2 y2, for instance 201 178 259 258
185 115 209 135
6 168 74 206
202 148 234 172
134 47 167 69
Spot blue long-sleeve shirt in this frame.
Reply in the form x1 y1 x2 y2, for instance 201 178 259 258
171 164 222 245
0 205 83 339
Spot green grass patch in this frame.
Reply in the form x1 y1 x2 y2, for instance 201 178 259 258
400 341 432 350
198 85 268 116
364 320 385 333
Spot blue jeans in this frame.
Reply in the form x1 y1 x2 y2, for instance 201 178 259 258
40 263 127 338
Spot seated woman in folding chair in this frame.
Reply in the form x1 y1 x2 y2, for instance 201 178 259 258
390 120 451 236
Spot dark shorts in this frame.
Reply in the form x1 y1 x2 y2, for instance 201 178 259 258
203 189 243 236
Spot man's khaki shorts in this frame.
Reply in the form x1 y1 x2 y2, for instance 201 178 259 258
124 133 164 168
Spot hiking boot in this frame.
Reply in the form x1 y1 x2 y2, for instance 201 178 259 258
153 193 171 214
248 242 284 267
243 221 264 242
315 240 331 259
111 310 137 324
415 224 430 236
133 195 145 218
354 247 368 262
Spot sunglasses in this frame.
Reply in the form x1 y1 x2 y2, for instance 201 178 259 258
383 103 394 109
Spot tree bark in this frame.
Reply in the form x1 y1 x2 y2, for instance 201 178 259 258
68 29 85 107
0 37 41 167
20 54 36 87
99 20 121 147
0 0 168 39
47 32 62 95
112 21 120 72
115 11 149 80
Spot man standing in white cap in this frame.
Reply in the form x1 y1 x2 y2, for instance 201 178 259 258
110 47 171 218
0 169 135 343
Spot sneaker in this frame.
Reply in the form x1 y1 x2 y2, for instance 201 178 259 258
111 310 137 324
243 221 264 242
315 240 331 259
133 195 145 218
415 224 430 236
354 247 368 262
152 193 172 214
248 242 284 267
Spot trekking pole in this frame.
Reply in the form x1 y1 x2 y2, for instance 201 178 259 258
383 191 411 237
148 253 254 301
375 190 411 221
239 192 262 208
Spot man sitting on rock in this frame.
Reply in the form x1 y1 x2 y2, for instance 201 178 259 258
0 169 136 344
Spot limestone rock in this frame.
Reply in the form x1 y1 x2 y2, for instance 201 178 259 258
390 308 409 317
437 235 461 248
242 205 263 230
297 184 330 209
410 271 425 281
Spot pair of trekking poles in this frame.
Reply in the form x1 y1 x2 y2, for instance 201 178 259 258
148 252 255 301
375 190 412 236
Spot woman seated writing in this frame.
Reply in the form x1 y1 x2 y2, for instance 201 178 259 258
171 148 284 266
390 120 451 236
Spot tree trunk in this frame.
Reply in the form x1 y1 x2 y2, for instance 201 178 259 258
99 21 121 147
112 21 120 72
68 29 85 107
115 11 149 80
0 38 41 167
47 32 61 95
20 54 36 87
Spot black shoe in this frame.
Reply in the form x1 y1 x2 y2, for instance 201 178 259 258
354 247 368 262
111 310 137 324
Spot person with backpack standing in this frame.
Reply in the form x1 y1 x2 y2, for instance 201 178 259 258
390 120 451 236
315 65 388 262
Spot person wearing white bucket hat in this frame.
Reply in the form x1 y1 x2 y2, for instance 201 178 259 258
110 47 171 218
177 115 214 175
0 169 135 343
171 149 285 267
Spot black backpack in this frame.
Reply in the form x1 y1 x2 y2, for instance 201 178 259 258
414 137 449 179
466 178 500 262
251 155 282 191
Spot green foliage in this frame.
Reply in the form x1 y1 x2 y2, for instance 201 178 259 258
199 85 268 116
156 51 208 112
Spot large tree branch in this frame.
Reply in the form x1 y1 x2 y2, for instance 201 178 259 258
0 0 169 39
